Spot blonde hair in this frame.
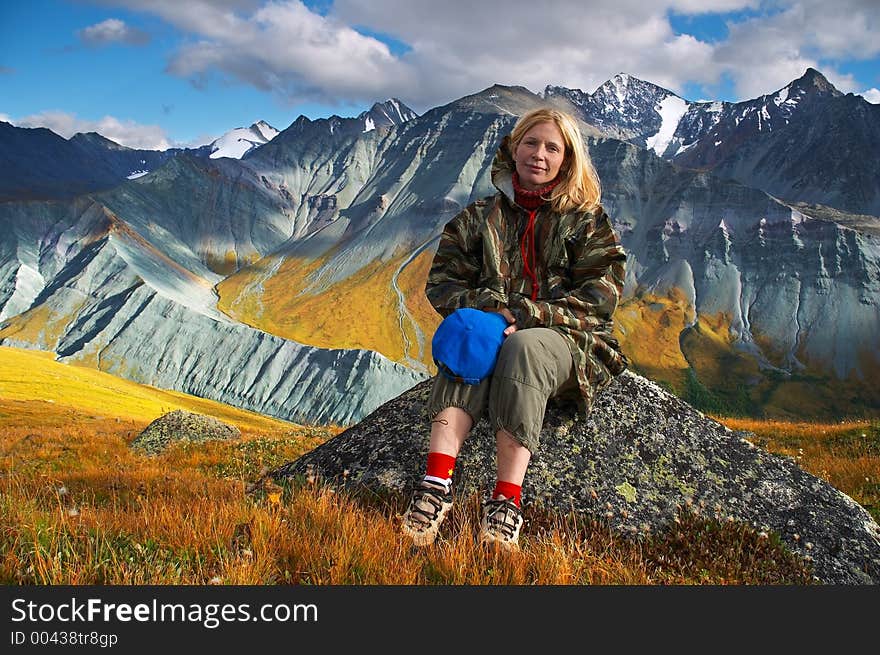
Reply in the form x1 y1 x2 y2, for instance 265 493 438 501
508 107 601 214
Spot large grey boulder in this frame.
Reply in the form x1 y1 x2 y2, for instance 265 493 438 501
272 371 880 585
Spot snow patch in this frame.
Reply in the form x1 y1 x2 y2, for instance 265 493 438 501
613 75 629 104
253 121 279 142
645 95 688 156
210 122 278 159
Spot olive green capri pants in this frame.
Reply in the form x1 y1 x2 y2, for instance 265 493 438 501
427 327 577 453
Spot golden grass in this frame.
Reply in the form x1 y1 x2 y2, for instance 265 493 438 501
0 346 295 433
0 411 815 585
616 299 880 419
758 376 880 421
204 248 241 277
6 346 866 585
395 247 443 366
0 303 80 350
680 311 762 386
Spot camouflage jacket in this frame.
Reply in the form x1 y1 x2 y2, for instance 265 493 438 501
426 136 629 416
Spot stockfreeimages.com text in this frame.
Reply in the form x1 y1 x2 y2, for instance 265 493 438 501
11 597 317 630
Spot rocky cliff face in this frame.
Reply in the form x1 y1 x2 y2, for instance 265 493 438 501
592 138 880 388
707 94 880 216
272 372 880 585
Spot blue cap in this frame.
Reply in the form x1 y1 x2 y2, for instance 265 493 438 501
431 308 509 384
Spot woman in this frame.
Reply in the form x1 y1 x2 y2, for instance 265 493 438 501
402 107 628 549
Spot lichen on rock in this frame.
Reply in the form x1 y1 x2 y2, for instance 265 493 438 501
130 409 241 455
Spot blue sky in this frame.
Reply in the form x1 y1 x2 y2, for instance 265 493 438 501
1 0 878 149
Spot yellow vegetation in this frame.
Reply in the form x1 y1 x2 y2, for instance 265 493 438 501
1 396 856 585
679 311 761 391
0 303 81 350
718 416 879 523
217 249 437 368
0 346 294 433
205 248 241 276
1 347 873 585
395 248 443 366
614 289 694 389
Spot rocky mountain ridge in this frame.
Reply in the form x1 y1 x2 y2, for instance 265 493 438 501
0 98 418 202
547 68 879 216
1 70 877 424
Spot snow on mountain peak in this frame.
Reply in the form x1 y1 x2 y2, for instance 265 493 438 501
209 121 278 159
253 121 279 141
382 98 414 122
595 73 637 108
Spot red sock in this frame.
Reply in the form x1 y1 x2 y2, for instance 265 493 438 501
424 452 456 487
493 480 522 507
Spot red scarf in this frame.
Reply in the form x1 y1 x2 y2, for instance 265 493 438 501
512 171 559 209
512 172 560 300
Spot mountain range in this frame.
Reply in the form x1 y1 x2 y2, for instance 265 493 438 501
548 67 880 216
0 68 877 425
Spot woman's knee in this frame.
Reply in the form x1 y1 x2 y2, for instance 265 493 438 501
495 329 563 388
495 330 545 377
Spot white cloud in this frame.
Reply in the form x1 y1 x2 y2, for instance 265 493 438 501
180 133 219 148
95 0 414 106
330 0 880 105
668 0 758 10
78 18 150 46
10 111 173 150
91 0 880 109
330 0 727 106
712 0 880 98
861 88 880 104
165 1 414 104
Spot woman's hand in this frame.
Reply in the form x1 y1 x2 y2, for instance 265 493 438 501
485 307 518 336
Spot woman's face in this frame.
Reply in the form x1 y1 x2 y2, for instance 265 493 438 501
513 121 566 190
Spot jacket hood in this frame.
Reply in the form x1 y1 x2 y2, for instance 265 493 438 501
490 135 516 204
